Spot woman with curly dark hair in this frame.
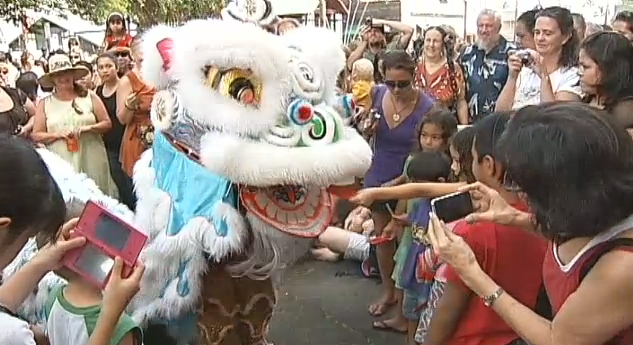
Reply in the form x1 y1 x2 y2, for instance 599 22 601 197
414 26 469 125
579 31 633 134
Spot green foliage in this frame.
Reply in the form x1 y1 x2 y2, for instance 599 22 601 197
0 0 225 28
66 0 129 23
130 0 225 28
0 0 62 24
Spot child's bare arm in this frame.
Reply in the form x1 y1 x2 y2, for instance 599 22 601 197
378 182 465 201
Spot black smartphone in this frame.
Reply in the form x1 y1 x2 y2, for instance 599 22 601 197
431 191 474 223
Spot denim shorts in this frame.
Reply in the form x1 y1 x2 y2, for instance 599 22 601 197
402 288 429 321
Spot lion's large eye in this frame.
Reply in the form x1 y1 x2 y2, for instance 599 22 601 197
205 67 262 107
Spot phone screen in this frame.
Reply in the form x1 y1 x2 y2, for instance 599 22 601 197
432 192 473 223
94 214 130 251
76 243 115 284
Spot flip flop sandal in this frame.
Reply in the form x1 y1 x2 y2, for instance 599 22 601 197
372 320 407 333
361 258 380 278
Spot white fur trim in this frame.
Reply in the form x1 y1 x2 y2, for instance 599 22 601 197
200 127 372 187
37 148 135 222
140 24 178 89
132 150 155 201
169 19 293 137
132 250 206 324
131 189 248 322
199 201 248 260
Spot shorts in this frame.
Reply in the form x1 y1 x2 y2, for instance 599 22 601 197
415 280 446 343
402 287 430 321
343 232 370 261
369 199 398 215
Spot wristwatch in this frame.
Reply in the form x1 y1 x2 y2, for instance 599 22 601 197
483 287 505 307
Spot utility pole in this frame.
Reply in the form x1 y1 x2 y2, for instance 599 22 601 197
463 0 468 38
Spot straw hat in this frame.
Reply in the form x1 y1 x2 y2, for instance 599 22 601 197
38 54 90 88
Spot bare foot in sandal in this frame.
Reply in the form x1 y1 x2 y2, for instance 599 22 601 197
368 294 396 316
372 317 407 333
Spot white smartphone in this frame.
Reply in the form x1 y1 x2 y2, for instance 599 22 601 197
430 191 474 223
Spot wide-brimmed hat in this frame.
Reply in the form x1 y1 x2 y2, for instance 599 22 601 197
38 54 90 88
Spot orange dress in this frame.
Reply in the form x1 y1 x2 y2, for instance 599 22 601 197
120 70 156 176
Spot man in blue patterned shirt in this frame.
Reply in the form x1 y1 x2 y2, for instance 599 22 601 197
460 9 516 122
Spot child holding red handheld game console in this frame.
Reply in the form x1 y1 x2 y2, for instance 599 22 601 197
39 199 144 345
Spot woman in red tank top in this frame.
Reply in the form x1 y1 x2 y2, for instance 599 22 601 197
424 102 633 345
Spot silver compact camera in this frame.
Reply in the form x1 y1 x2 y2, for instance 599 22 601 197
516 49 534 66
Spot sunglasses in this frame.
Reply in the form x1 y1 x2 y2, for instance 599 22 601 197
115 52 130 58
384 80 412 89
1 69 7 75
72 100 84 115
70 55 80 60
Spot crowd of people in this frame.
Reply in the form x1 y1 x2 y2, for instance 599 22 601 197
1 4 633 345
318 5 633 345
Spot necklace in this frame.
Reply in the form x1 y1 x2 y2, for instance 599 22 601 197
389 93 413 122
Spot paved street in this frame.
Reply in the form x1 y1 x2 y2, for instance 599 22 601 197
269 260 403 345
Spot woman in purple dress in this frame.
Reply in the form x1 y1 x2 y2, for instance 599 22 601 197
364 50 435 331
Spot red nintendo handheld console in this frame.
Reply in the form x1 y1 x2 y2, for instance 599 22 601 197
62 200 147 289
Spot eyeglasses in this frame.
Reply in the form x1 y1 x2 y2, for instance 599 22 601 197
384 80 411 89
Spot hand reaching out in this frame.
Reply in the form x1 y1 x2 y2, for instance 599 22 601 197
350 188 379 206
381 220 401 240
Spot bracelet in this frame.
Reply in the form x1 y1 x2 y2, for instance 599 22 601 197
482 287 504 307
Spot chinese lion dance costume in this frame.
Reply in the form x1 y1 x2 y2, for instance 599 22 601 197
3 1 372 344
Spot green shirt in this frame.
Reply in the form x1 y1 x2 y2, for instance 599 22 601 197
45 284 142 345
